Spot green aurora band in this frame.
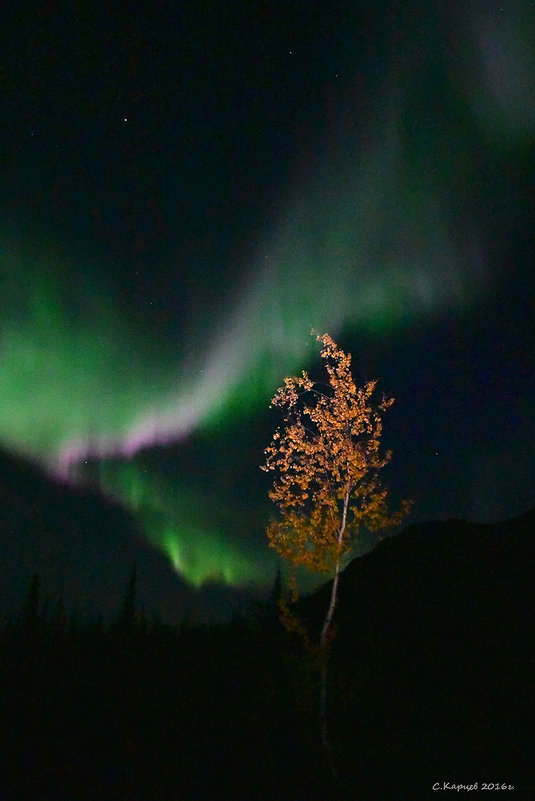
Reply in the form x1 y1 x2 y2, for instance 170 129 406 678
5 33 530 586
94 460 273 588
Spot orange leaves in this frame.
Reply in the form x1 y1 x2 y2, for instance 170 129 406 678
262 332 410 576
267 510 348 574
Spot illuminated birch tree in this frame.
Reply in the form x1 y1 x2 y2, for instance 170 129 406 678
261 332 409 764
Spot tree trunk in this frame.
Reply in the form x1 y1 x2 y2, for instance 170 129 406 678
318 490 350 778
319 557 341 776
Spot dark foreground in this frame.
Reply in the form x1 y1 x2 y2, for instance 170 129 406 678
1 512 533 800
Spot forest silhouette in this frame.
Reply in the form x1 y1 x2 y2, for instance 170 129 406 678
1 508 533 800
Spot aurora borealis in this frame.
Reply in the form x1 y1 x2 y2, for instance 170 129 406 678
1 0 534 619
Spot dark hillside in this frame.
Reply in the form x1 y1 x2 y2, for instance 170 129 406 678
0 507 533 800
306 511 535 796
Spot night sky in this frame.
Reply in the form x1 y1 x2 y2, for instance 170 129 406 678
1 0 534 622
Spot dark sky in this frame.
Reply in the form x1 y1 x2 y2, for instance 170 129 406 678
1 0 534 622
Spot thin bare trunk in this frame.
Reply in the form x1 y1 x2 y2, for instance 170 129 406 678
318 490 350 778
320 558 341 649
319 557 341 777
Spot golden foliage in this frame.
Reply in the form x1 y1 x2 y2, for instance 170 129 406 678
262 332 410 575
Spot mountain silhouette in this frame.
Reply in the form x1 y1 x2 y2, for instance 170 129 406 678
0 448 251 624
300 510 534 796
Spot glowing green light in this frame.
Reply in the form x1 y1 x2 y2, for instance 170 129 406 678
0 84 488 590
95 460 274 588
